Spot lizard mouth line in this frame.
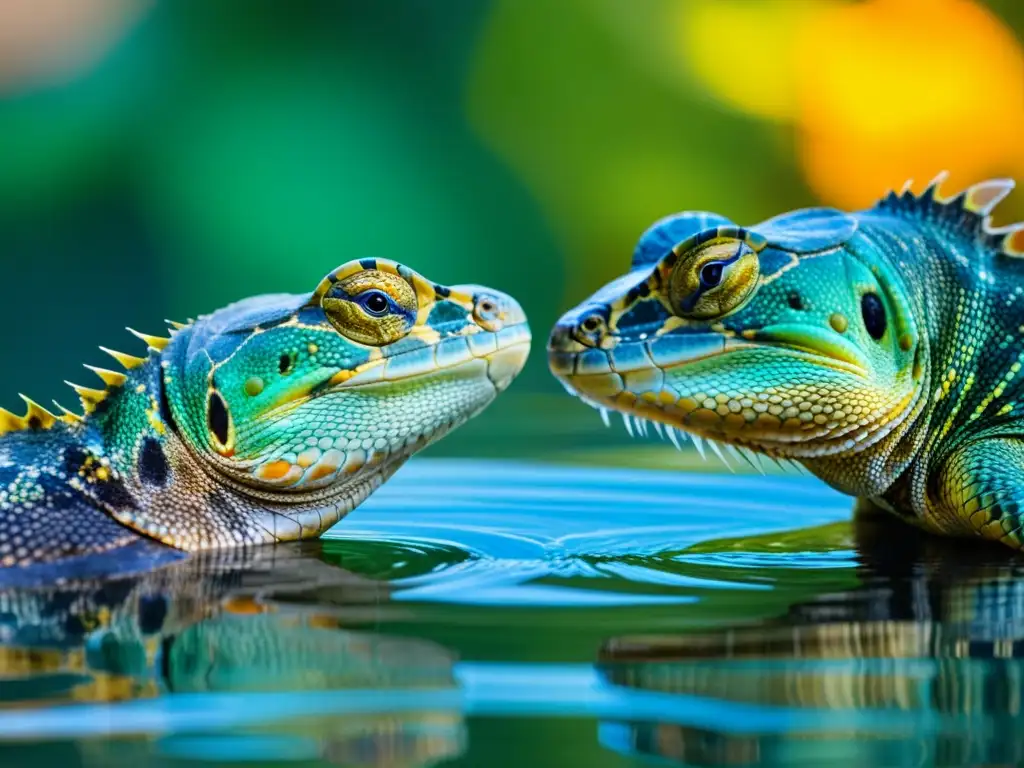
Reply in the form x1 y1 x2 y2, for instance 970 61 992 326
334 338 532 392
551 334 868 384
263 322 531 412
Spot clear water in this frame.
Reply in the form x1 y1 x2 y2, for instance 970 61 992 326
3 458 1024 768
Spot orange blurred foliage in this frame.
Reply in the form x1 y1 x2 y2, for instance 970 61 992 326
680 0 1024 210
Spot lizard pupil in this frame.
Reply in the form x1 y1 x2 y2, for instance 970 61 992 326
361 291 390 316
699 261 724 288
861 292 887 340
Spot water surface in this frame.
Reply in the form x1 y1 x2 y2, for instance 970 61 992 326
2 458 1023 768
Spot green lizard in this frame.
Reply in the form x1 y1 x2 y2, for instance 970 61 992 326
549 174 1024 550
0 258 529 570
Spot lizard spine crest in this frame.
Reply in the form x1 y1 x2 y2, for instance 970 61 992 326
875 172 1024 258
0 322 188 437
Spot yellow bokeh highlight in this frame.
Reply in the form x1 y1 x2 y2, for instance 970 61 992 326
679 0 1024 209
679 0 819 122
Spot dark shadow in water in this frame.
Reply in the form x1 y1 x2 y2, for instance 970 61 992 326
0 542 465 768
598 513 1024 768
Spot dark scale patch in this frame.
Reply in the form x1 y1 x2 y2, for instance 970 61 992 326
63 446 90 475
208 391 231 446
757 248 796 277
138 595 169 634
625 282 652 305
158 378 176 431
297 306 324 327
787 292 805 310
434 284 451 299
617 298 672 336
426 300 470 330
63 614 87 638
96 579 135 608
358 258 377 270
158 634 175 688
93 477 135 512
138 438 170 488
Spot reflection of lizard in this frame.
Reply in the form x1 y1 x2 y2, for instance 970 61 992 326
598 517 1024 766
550 175 1024 550
0 259 529 567
0 543 464 768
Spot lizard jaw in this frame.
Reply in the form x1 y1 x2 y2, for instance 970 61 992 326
549 331 912 460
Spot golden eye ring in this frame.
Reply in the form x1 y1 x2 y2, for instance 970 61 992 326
668 239 760 320
321 270 418 346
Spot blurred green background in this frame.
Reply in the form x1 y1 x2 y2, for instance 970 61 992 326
1 0 1022 462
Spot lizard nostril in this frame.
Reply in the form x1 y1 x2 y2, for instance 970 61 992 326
473 295 502 331
570 313 607 348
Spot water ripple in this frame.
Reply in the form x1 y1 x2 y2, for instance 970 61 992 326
322 459 855 605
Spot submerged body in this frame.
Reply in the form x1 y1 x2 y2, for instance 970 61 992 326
0 259 529 569
550 176 1024 549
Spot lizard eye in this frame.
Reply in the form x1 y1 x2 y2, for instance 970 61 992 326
357 290 393 317
320 269 418 346
668 239 759 319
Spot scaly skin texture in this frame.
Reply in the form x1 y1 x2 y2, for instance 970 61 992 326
0 258 529 567
549 175 1024 550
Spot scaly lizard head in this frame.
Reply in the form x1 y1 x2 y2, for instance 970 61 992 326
548 208 922 461
166 258 530 493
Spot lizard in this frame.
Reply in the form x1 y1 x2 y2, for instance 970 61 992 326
0 258 529 571
548 173 1024 550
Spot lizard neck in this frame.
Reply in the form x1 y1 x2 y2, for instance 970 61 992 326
800 222 939 500
805 218 1024 512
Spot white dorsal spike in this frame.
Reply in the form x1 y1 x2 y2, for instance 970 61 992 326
667 428 682 451
708 440 733 472
899 178 914 194
691 434 706 460
621 412 634 437
599 408 611 428
925 170 950 196
651 421 664 439
52 400 83 424
637 418 649 437
966 179 1015 216
83 365 127 388
126 327 170 352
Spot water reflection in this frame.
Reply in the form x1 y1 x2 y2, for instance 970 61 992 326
0 543 465 767
598 514 1024 768
5 461 1024 766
